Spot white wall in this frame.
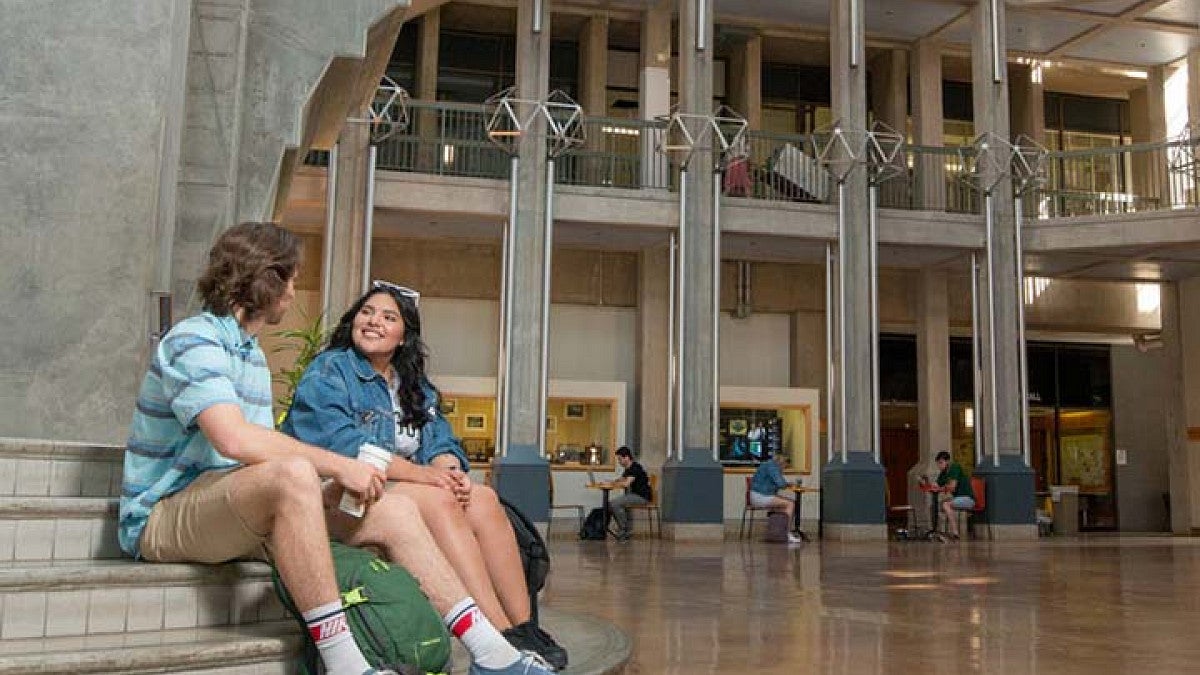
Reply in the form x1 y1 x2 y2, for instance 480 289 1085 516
423 298 640 442
720 312 791 386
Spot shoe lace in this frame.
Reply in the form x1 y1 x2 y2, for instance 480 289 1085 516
519 650 552 673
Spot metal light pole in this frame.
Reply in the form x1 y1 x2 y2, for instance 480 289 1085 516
657 106 748 461
812 120 903 465
485 88 584 459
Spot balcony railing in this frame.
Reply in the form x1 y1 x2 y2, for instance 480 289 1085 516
301 100 1199 220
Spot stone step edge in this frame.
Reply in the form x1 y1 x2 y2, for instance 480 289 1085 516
0 621 301 675
0 437 123 461
0 560 273 593
0 497 117 519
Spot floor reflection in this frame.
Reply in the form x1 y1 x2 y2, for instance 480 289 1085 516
544 536 1200 674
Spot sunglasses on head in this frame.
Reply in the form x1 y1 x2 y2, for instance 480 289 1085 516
372 280 420 306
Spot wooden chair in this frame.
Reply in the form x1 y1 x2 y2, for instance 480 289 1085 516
955 476 987 539
739 476 772 539
626 474 661 538
548 474 586 535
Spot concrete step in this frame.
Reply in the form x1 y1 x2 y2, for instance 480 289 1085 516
0 620 299 674
0 608 631 675
0 438 123 499
0 559 285 640
0 497 122 562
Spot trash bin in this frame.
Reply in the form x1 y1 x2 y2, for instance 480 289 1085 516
1050 485 1079 535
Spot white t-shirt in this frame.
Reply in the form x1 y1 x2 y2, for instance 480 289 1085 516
387 377 421 459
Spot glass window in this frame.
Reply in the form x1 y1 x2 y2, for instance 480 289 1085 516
879 334 918 403
546 399 616 467
718 406 810 472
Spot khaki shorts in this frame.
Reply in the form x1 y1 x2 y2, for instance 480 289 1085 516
140 468 270 563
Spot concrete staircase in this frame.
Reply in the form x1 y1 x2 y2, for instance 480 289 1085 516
0 438 633 674
0 438 299 674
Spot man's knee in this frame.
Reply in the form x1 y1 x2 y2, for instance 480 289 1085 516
263 457 322 497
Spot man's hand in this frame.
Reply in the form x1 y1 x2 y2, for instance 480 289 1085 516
331 455 387 505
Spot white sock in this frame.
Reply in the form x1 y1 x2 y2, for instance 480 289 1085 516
304 599 373 675
444 597 520 669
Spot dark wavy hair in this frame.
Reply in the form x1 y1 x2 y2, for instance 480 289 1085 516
197 222 301 319
327 287 435 429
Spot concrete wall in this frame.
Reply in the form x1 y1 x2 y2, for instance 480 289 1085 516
0 1 193 442
1112 344 1171 531
1 0 413 443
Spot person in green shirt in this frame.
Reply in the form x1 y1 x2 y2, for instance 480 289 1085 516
935 451 975 540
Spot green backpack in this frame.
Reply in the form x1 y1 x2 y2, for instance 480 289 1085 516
272 541 452 675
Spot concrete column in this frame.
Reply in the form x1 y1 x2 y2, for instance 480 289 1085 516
416 9 440 170
661 0 724 541
325 122 372 317
821 0 887 541
578 14 609 185
728 34 763 129
493 0 552 520
1130 66 1169 205
1189 49 1200 132
910 269 951 529
1162 282 1196 533
870 48 908 133
638 246 671 474
970 0 1035 539
910 38 946 210
639 1 671 187
1008 63 1045 145
579 14 609 116
871 48 908 207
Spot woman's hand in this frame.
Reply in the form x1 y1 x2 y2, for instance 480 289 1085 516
450 470 472 508
422 464 461 493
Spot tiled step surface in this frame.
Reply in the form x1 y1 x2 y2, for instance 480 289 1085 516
0 560 285 640
0 497 122 562
0 438 123 499
0 608 631 675
0 620 299 674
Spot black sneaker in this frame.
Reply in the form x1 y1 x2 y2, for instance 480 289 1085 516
503 621 568 671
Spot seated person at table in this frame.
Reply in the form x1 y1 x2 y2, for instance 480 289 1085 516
283 282 566 670
608 446 652 542
749 454 804 544
935 451 976 540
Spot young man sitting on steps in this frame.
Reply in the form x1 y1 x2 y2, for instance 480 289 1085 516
119 222 554 675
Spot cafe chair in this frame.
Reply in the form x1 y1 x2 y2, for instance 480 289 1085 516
739 476 771 539
626 474 661 538
548 474 586 535
955 476 987 539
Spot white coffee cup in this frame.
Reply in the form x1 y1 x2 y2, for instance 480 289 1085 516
338 443 393 518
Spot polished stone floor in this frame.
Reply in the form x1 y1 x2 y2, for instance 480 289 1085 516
540 535 1200 674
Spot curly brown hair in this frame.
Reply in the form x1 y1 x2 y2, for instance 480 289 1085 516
197 222 301 319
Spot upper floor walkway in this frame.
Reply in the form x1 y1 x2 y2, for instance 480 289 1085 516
295 100 1200 272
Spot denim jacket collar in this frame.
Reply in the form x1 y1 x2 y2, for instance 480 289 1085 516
345 347 387 383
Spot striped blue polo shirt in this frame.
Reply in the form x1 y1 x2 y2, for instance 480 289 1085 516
119 312 274 557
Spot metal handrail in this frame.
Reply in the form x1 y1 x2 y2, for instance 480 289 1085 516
299 99 1199 219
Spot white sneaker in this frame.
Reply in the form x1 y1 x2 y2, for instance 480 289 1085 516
787 533 804 544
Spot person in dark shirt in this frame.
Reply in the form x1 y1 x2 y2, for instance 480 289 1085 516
935 451 976 540
609 446 652 542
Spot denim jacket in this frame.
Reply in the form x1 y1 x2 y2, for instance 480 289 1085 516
282 348 469 470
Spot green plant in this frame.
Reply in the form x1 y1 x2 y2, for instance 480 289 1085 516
272 311 328 427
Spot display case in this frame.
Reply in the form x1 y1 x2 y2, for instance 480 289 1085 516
431 376 627 469
718 386 819 474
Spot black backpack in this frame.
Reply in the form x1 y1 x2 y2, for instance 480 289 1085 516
579 507 607 540
497 495 550 625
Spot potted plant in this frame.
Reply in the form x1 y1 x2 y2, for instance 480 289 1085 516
271 312 327 427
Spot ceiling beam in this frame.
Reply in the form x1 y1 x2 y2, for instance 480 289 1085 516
1045 0 1174 58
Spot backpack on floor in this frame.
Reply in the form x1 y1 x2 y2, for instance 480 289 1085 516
497 495 550 625
764 511 790 543
272 541 452 675
580 507 608 540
